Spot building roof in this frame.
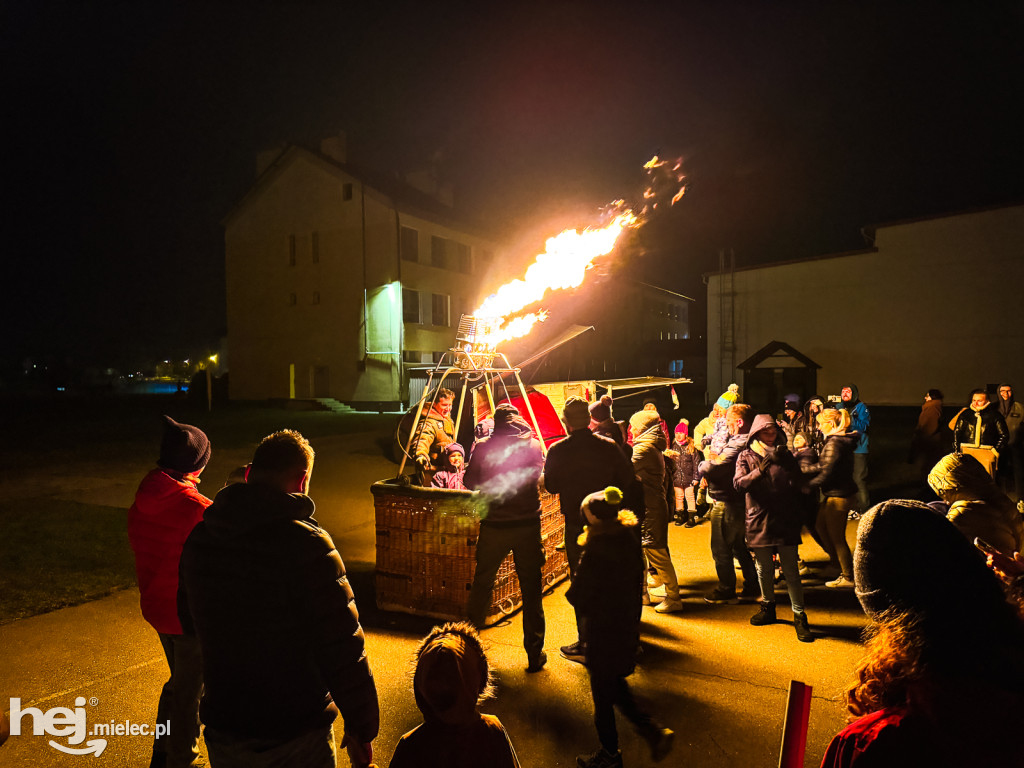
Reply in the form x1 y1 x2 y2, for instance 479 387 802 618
736 340 820 371
222 144 498 239
637 281 696 302
703 199 1024 278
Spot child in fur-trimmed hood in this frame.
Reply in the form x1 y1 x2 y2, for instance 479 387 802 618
568 487 675 768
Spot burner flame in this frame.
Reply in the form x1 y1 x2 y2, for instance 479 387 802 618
471 155 684 347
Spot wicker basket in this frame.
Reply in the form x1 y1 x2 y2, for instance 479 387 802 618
372 480 568 623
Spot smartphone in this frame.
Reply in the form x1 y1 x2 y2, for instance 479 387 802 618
974 537 1018 572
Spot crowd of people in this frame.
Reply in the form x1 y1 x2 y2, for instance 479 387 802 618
122 376 1024 767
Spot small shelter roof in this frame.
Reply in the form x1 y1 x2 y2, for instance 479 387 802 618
736 341 820 371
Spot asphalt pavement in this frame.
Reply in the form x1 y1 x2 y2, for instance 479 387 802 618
0 426 869 767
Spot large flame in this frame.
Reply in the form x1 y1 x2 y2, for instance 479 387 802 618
471 156 684 348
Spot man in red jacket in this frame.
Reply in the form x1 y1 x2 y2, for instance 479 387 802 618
128 415 212 768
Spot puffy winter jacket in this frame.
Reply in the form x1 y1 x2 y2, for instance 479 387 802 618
128 468 210 635
733 414 802 547
803 432 859 498
927 452 1024 555
630 412 670 547
178 482 379 743
953 403 1009 454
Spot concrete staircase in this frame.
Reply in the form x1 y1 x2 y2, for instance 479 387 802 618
312 398 356 414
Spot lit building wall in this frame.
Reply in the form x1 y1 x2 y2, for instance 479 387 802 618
225 146 500 406
706 204 1024 405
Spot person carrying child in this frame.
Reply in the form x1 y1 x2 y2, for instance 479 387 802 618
568 487 675 768
389 622 520 768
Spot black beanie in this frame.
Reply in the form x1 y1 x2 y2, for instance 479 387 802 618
158 415 211 474
854 499 1005 620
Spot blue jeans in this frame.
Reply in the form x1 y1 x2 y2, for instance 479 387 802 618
751 545 805 615
709 501 757 592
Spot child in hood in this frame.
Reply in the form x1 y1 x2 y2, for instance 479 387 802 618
389 622 521 768
430 443 467 490
568 487 675 768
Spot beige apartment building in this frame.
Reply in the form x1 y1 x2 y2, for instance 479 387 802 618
223 137 501 408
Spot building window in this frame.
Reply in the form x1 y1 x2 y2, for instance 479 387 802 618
312 232 320 263
401 227 418 263
432 351 446 364
288 235 296 266
455 242 471 274
403 350 422 363
403 288 420 323
312 291 320 305
431 236 447 269
343 183 353 201
288 292 297 306
431 293 449 327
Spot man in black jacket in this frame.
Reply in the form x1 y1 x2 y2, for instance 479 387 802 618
543 397 634 662
465 403 548 673
178 430 378 768
953 389 1009 477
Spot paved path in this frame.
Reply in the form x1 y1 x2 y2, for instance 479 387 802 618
1 425 868 767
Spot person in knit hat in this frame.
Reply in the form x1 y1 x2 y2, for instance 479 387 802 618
568 488 675 768
630 408 682 613
665 420 700 526
708 386 739 457
822 499 1024 767
589 395 627 451
128 416 212 767
389 622 521 768
625 398 670 448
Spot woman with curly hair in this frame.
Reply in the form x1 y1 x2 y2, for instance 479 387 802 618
389 622 520 768
821 500 1024 767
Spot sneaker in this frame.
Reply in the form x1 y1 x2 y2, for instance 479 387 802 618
644 726 675 762
750 600 777 626
577 748 623 768
826 575 855 588
673 516 685 527
655 598 683 614
794 612 814 643
704 588 738 604
683 518 698 528
648 584 667 599
526 650 547 673
797 561 813 576
738 586 761 603
560 642 587 664
641 590 652 606
647 572 664 589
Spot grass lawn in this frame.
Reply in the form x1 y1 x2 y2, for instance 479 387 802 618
0 498 137 623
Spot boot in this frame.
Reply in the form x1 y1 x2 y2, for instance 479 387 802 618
576 747 623 768
750 600 777 626
641 724 675 762
794 611 814 643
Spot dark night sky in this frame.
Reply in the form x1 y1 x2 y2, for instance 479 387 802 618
4 2 1024 366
